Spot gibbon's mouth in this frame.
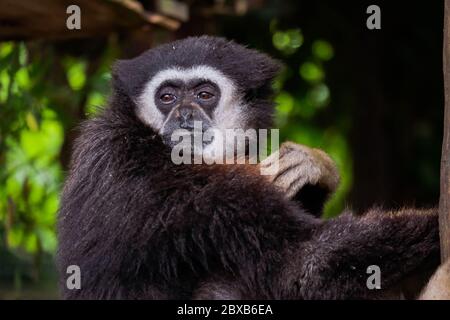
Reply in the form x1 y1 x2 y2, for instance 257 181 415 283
163 129 215 149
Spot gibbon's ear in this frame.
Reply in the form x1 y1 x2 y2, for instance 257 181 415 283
419 258 450 300
112 59 127 95
111 59 139 98
219 40 283 96
111 53 155 99
243 50 283 90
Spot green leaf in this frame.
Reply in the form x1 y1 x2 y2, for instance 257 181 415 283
312 40 334 61
299 62 324 83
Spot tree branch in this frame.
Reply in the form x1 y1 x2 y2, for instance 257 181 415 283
439 0 450 261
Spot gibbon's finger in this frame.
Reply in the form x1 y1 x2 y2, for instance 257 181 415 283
259 146 307 181
259 141 299 169
309 148 340 191
260 142 340 197
262 144 321 187
272 163 321 199
286 143 340 192
259 149 281 169
260 151 307 186
280 142 339 186
281 175 310 199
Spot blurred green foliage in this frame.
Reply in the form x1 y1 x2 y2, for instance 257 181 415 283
0 41 114 298
0 43 61 256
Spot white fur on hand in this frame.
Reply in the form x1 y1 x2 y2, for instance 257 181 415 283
259 141 340 199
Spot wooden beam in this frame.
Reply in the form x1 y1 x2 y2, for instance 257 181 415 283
440 0 450 261
0 0 180 41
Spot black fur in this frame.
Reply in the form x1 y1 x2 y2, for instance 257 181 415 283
57 36 440 299
293 184 331 217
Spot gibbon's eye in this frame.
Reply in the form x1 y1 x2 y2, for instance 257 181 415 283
197 91 214 101
160 93 177 104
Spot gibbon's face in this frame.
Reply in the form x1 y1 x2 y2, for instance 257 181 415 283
112 36 281 158
137 65 246 157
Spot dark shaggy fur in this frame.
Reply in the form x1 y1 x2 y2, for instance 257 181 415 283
57 36 440 299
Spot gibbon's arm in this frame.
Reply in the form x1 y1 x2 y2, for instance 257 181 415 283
194 208 440 300
259 142 340 217
275 208 440 299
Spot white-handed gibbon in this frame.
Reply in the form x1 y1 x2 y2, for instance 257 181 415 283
57 36 444 299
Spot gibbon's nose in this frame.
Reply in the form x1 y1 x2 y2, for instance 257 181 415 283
178 106 195 129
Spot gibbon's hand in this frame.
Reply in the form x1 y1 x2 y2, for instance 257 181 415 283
259 141 340 200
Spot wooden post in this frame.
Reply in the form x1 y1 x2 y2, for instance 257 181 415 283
440 0 450 261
